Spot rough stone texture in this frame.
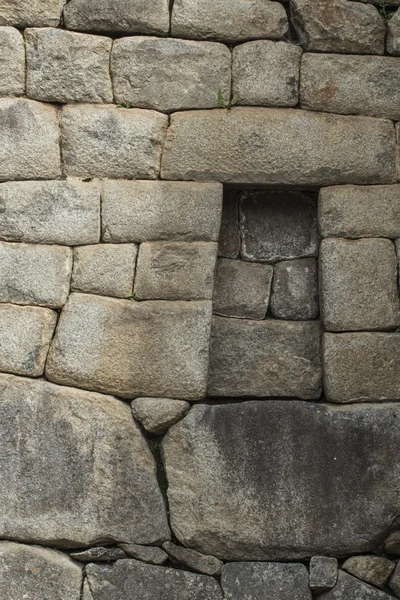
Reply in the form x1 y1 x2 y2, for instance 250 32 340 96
0 541 82 599
163 401 400 560
219 191 240 258
161 108 396 186
0 99 60 181
0 242 72 308
0 304 57 377
171 0 289 42
64 0 170 35
112 37 231 112
86 559 224 600
388 9 400 56
271 258 319 320
221 562 311 600
46 293 212 400
0 27 25 96
72 244 137 298
131 398 190 435
319 571 394 600
134 242 217 301
102 181 223 243
0 0 65 27
213 258 273 320
61 105 168 179
0 374 169 546
0 180 100 245
291 0 385 54
119 544 168 565
323 333 400 403
342 556 395 589
71 548 127 563
309 557 338 594
319 185 400 239
390 562 400 596
386 531 400 555
163 542 223 576
232 41 302 107
26 28 112 104
83 580 94 600
208 317 322 398
320 238 399 331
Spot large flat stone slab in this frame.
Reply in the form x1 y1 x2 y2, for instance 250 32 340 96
0 0 65 27
0 27 25 96
222 563 311 600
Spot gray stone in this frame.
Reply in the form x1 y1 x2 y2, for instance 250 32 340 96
388 9 400 56
161 108 396 186
320 238 399 331
271 258 319 320
213 258 273 320
291 0 385 54
26 28 112 104
0 99 60 181
131 398 190 435
386 531 400 555
71 548 127 563
0 374 169 546
134 242 217 301
0 0 65 27
62 105 168 179
219 190 240 258
119 544 168 565
112 37 231 112
222 562 311 600
309 557 338 594
163 401 400 560
390 562 400 596
0 242 72 308
87 559 223 600
208 316 322 398
0 179 100 245
323 332 400 403
342 556 395 589
232 40 302 107
163 542 223 576
72 244 137 298
46 293 212 400
83 579 94 600
102 180 223 244
0 304 57 377
0 27 25 96
319 571 394 600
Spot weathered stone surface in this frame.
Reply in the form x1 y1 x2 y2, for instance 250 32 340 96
83 579 94 600
342 556 395 589
0 180 100 245
309 557 338 594
64 0 169 35
323 333 400 402
161 108 396 186
319 571 394 600
233 41 302 107
163 542 223 576
119 544 168 565
219 190 240 258
271 258 319 320
222 562 311 600
112 37 231 112
163 401 400 560
46 293 212 400
0 304 57 377
102 181 223 243
390 562 400 596
72 244 137 298
0 99 60 181
0 542 82 599
171 0 288 42
62 105 168 179
388 9 400 56
131 398 190 434
0 27 25 96
134 242 217 301
0 0 65 27
26 28 112 104
0 374 169 546
0 242 72 308
320 238 399 331
71 548 127 563
208 317 322 398
291 0 385 54
386 531 400 555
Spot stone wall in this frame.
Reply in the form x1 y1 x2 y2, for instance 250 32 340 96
0 0 400 598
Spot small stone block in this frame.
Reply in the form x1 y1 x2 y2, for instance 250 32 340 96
0 27 25 96
342 556 395 589
271 258 318 320
163 541 223 576
118 544 168 565
70 548 127 563
131 398 190 434
309 557 338 593
386 531 400 556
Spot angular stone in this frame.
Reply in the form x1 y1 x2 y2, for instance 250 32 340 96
320 238 399 331
219 190 240 258
161 108 396 186
291 0 385 54
342 556 395 589
390 562 400 596
208 317 322 398
0 304 57 377
0 180 100 245
46 293 212 400
0 99 60 181
309 557 338 594
0 374 169 546
271 258 319 320
62 105 168 179
388 9 400 56
0 0 65 27
319 571 394 600
386 531 400 555
131 398 190 434
163 401 400 560
119 544 168 565
0 242 72 308
232 41 302 107
112 37 231 112
26 28 112 104
71 548 127 563
0 27 25 96
102 181 223 243
83 579 94 600
163 542 222 576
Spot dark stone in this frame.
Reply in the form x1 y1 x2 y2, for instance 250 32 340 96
270 258 319 320
218 190 240 258
309 556 338 593
70 547 127 563
319 570 394 600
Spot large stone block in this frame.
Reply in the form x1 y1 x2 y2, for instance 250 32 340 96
388 9 400 55
222 563 311 600
270 258 319 321
161 108 396 186
319 571 394 600
208 316 322 398
0 0 65 27
62 105 168 179
26 28 112 104
163 401 400 560
0 27 25 96
112 37 231 112
46 293 212 400
0 374 169 546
